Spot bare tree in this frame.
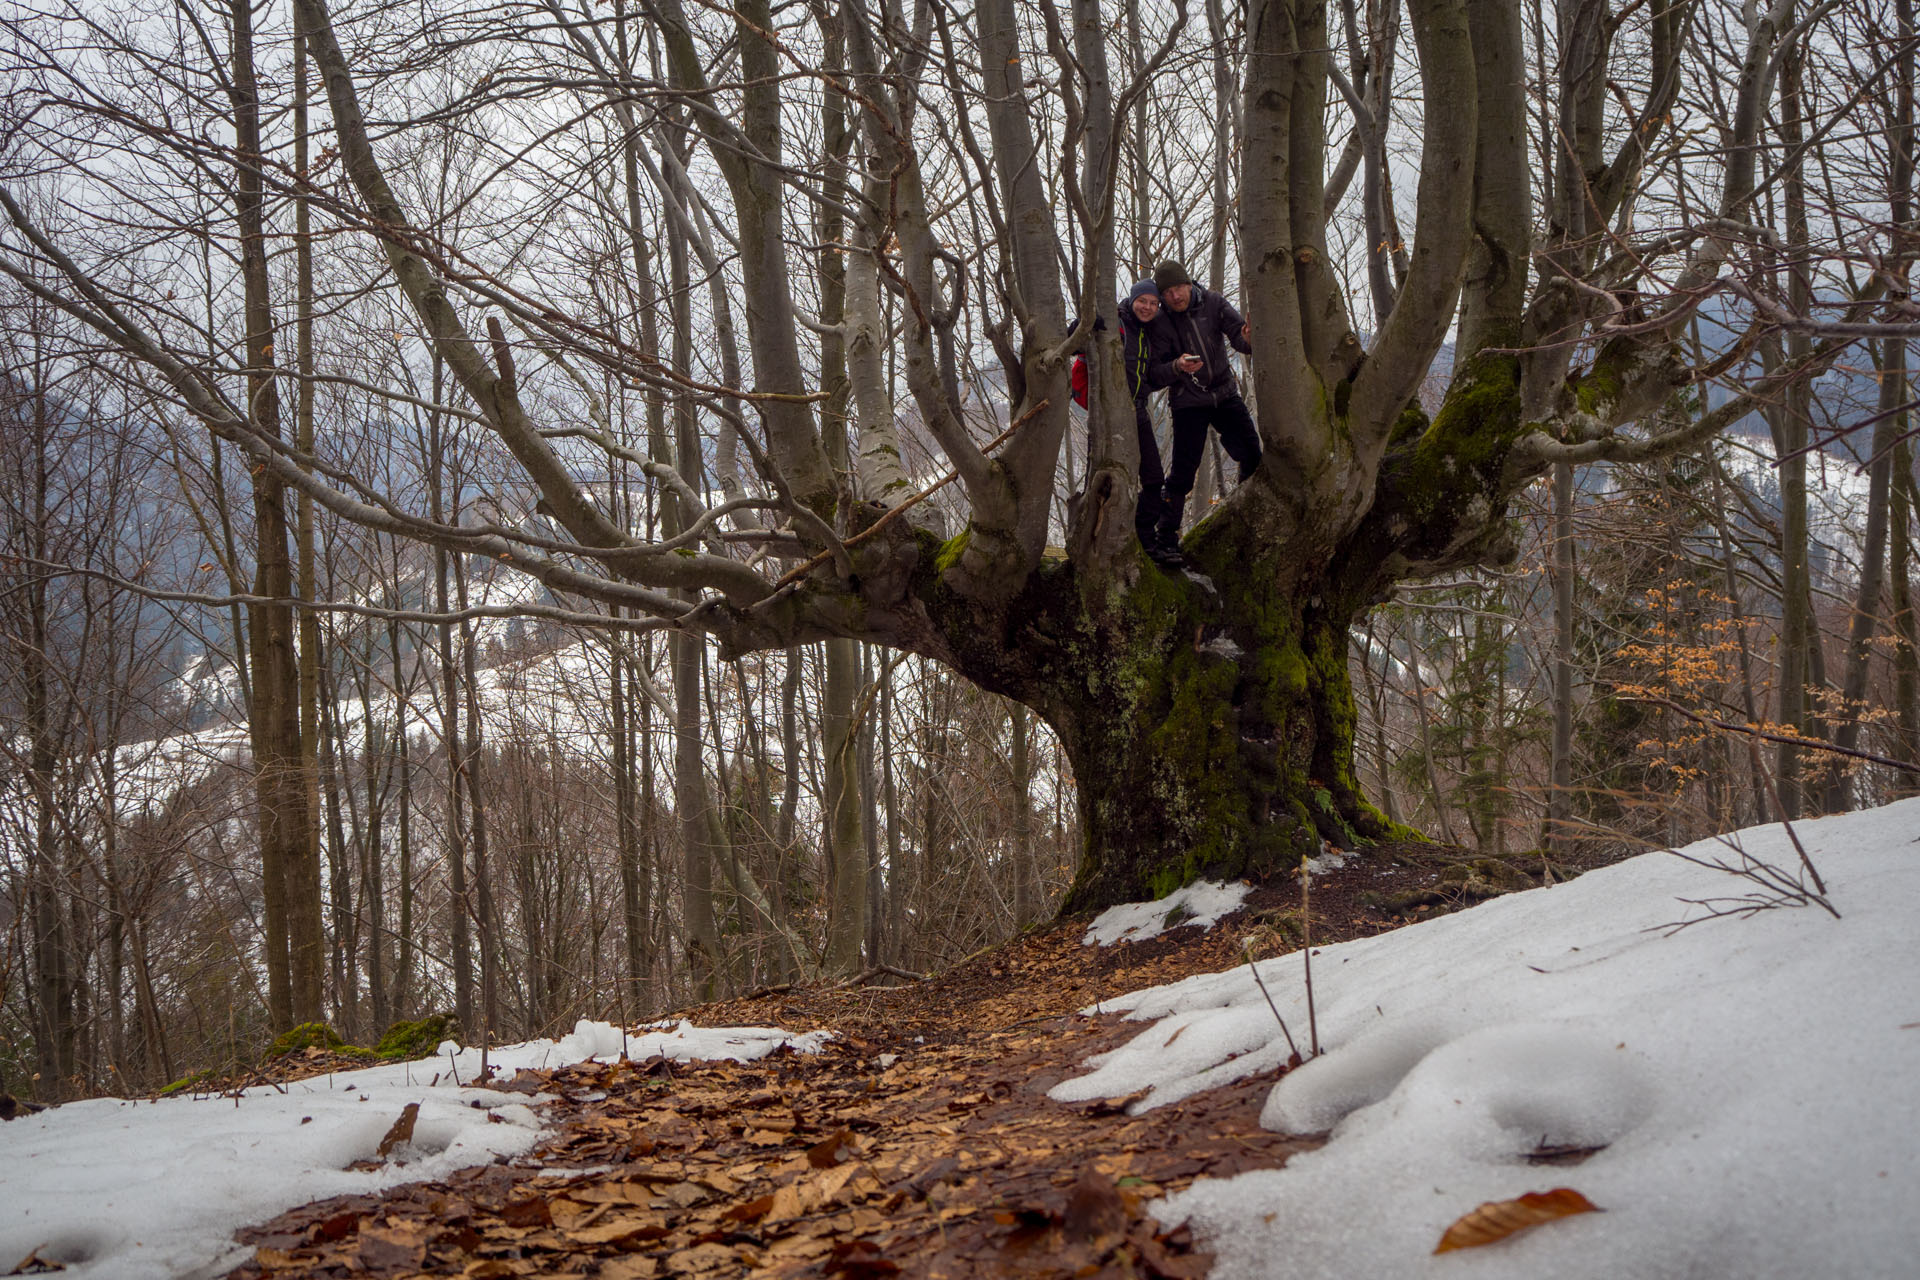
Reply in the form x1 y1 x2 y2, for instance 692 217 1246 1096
5 0 1915 922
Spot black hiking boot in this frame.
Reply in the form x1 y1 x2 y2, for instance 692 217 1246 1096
1145 523 1186 569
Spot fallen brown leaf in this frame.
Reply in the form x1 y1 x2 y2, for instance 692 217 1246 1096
498 1194 553 1229
763 1180 816 1223
354 1220 429 1270
825 1237 900 1278
1434 1187 1602 1253
651 1180 709 1210
720 1193 775 1224
1086 1088 1149 1117
808 1128 856 1168
458 1262 526 1278
566 1213 668 1248
664 1241 737 1273
374 1102 420 1159
595 1258 658 1279
1063 1166 1128 1241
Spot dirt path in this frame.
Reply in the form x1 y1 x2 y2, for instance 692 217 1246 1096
224 853 1511 1279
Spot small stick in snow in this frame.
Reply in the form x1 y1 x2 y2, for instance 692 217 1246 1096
1301 856 1321 1059
1244 941 1302 1065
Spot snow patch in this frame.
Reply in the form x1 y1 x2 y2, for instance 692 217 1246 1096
1060 801 1920 1279
0 1020 828 1280
1083 879 1252 947
1301 848 1349 878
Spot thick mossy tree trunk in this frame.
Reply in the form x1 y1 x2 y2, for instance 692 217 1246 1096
933 549 1397 913
1048 565 1398 913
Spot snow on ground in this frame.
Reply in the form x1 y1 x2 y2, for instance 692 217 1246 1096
0 1020 829 1280
1055 801 1920 1279
1083 879 1252 947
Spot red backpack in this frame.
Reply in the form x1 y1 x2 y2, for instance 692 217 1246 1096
1070 353 1089 408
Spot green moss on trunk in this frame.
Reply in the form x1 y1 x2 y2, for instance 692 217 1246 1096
1052 546 1400 912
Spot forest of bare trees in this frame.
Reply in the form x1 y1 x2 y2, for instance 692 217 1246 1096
1 0 1915 1104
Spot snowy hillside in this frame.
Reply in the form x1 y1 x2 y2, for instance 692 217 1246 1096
0 1022 829 1278
3 802 1915 1278
1056 800 1920 1279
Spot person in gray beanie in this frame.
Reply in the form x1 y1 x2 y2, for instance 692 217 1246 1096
1143 260 1261 554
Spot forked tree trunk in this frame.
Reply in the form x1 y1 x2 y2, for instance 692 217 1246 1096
938 521 1403 911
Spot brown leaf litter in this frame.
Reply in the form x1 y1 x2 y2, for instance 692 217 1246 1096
223 850 1546 1278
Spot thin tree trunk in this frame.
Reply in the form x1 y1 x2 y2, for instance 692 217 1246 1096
293 0 327 1026
456 590 499 1045
611 630 649 1001
1546 459 1575 852
1204 0 1232 292
320 676 355 1030
660 138 721 997
391 658 415 1018
363 700 389 1031
1124 0 1150 271
22 375 76 1099
230 0 320 1025
1883 0 1916 792
1774 38 1819 817
1829 345 1902 806
881 671 902 956
860 649 884 966
779 647 802 855
822 638 866 976
1895 453 1919 790
429 402 474 1028
1009 702 1037 928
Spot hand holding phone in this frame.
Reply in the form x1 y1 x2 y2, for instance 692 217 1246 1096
1179 353 1202 372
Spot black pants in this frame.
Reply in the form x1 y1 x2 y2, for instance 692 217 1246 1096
1162 393 1262 524
1134 403 1168 542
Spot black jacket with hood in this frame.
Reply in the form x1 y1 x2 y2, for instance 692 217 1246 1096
1145 286 1252 411
1117 301 1157 409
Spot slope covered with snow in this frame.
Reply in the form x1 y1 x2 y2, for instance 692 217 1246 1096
0 1020 828 1279
1055 801 1920 1278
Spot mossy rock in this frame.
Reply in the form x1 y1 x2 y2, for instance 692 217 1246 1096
1361 886 1453 915
1468 857 1540 892
159 1067 218 1097
267 1021 349 1057
375 1013 458 1061
1241 908 1306 957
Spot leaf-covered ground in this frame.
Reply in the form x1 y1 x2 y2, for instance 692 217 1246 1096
222 847 1539 1279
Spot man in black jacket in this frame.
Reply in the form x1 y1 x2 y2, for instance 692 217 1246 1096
1145 260 1262 553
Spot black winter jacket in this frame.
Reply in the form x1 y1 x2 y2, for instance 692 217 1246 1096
1146 287 1252 410
1117 303 1157 406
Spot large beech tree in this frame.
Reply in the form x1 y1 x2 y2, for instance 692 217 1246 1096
4 0 1904 914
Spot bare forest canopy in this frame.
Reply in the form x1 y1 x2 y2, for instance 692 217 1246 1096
2 0 1918 1096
